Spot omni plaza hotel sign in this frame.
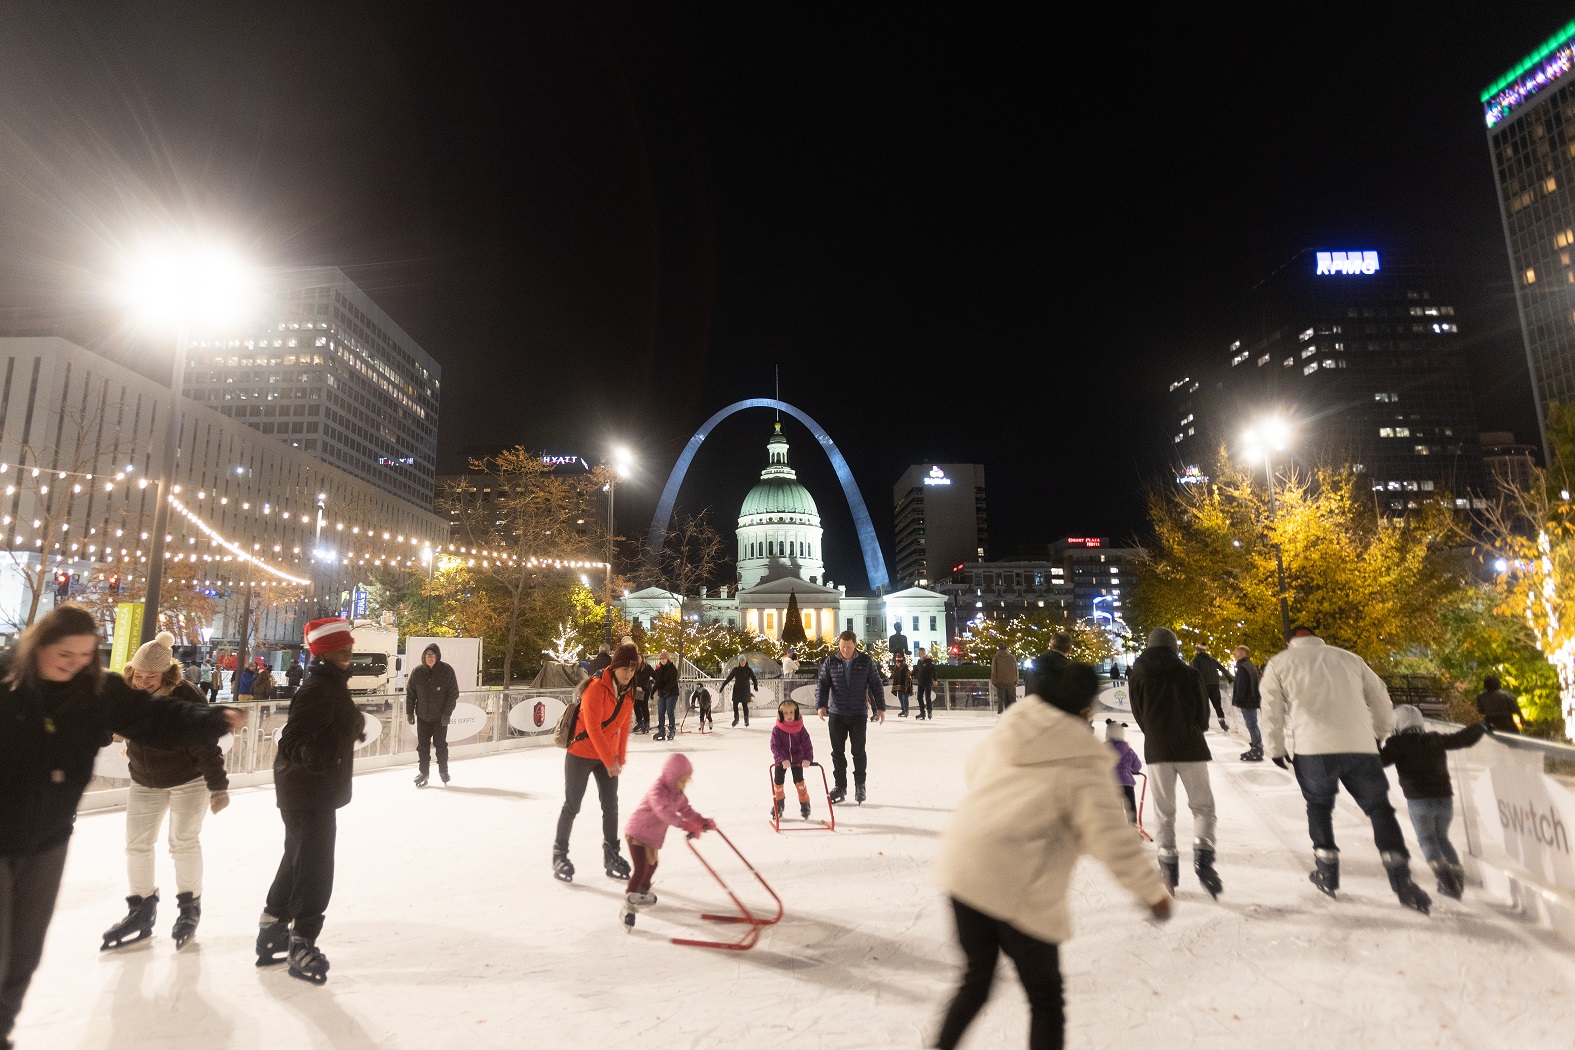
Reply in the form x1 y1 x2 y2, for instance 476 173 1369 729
1315 250 1380 276
923 466 951 485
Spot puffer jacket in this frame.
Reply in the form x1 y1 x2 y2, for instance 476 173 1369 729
625 753 707 849
770 718 815 765
815 651 885 716
126 680 229 791
1128 647 1212 763
406 644 460 723
1260 636 1393 759
936 700 1168 944
274 658 364 810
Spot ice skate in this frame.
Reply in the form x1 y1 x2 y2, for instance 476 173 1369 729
101 893 158 951
630 889 657 907
653 730 667 741
603 841 632 880
287 935 330 984
1218 718 1228 732
854 784 866 804
414 772 428 788
1194 847 1223 900
1239 746 1263 762
1158 850 1180 895
1430 859 1463 900
621 895 638 932
552 848 575 884
172 892 201 950
439 769 450 785
255 916 290 966
800 800 811 820
1382 852 1431 915
828 786 846 805
1309 849 1339 898
771 796 785 821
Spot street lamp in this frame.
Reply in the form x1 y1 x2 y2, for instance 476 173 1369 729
116 236 256 643
1242 417 1293 640
604 446 634 645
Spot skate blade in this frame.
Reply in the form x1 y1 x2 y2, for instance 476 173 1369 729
256 953 286 967
553 872 573 883
287 966 328 985
174 932 195 950
100 929 153 951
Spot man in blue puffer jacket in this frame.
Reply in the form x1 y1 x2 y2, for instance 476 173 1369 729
816 630 886 804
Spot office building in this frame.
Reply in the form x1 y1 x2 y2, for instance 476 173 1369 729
933 537 1134 641
181 267 441 512
1170 248 1485 512
892 463 987 587
1485 20 1575 456
1480 431 1539 490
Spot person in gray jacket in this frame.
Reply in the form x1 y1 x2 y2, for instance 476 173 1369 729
406 643 459 787
815 631 886 804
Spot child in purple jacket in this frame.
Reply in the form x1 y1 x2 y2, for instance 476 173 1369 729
1106 720 1143 825
620 753 713 931
771 699 816 821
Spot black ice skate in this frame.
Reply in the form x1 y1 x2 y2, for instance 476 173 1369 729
552 848 575 884
653 731 667 741
771 797 785 821
828 786 846 805
854 784 866 805
1158 851 1180 895
101 893 159 951
1218 718 1228 732
172 892 201 950
1309 849 1339 898
603 841 632 880
1239 746 1263 762
414 772 429 788
287 935 330 984
440 769 450 785
1193 847 1223 900
800 800 811 820
255 916 290 966
1382 852 1432 915
1431 861 1465 901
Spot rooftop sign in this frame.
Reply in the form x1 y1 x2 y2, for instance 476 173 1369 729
1483 21 1575 128
1065 537 1104 548
1316 251 1380 276
923 466 951 486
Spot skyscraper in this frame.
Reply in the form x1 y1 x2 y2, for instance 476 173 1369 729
180 267 441 511
1170 249 1484 511
892 463 987 587
1484 19 1575 456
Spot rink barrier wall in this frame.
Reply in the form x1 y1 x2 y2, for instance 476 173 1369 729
77 678 1010 814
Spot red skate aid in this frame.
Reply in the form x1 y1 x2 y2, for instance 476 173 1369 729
670 826 783 952
1134 771 1153 843
766 762 835 833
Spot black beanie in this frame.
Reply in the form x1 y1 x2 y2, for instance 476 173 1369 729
1038 662 1100 716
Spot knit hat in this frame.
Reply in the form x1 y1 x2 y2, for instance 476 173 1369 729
609 642 640 670
1146 627 1179 652
1393 704 1425 733
304 617 354 656
130 631 177 674
1039 662 1100 716
1105 719 1127 742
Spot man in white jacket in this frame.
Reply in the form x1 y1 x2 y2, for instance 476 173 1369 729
1260 626 1430 914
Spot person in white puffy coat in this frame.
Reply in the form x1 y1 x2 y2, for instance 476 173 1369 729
934 663 1170 1050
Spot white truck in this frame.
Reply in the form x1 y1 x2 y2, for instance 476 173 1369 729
347 619 400 695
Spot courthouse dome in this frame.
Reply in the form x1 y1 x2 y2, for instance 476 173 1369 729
739 424 819 521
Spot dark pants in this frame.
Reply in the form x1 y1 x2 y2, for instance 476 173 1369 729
827 713 868 791
1121 784 1138 824
658 693 678 736
896 690 911 716
626 837 658 895
937 898 1063 1050
732 697 750 725
1238 706 1262 748
917 683 934 718
265 808 337 942
1291 753 1407 857
555 753 619 855
203 681 218 703
0 841 68 1042
416 718 449 778
635 694 650 732
1205 684 1224 721
698 701 712 725
773 765 806 786
994 685 1015 713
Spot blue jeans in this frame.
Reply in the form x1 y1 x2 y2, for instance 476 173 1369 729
1406 797 1459 866
658 694 678 736
1239 707 1261 748
1291 753 1407 857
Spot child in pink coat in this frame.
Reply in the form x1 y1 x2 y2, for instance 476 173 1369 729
620 753 713 930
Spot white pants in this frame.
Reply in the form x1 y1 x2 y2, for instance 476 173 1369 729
1148 761 1216 854
126 778 209 897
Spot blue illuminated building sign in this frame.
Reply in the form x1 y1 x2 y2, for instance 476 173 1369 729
1315 251 1380 276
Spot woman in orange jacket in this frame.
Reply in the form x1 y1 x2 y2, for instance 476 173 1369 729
553 642 638 883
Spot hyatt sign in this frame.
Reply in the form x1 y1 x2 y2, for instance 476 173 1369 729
1315 250 1380 276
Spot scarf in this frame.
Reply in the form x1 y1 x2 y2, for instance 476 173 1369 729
777 716 805 734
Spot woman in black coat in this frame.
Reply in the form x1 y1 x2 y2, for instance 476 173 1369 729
0 605 239 1046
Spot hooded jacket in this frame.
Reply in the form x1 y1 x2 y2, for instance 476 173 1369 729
1128 647 1212 763
625 753 707 849
936 700 1168 944
1260 636 1393 759
274 657 365 810
989 648 1019 687
770 715 815 765
406 644 460 724
720 663 757 702
126 679 229 792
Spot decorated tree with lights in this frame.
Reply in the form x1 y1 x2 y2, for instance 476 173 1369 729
954 611 1118 667
780 589 809 647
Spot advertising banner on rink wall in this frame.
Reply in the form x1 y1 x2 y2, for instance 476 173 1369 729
1452 735 1575 907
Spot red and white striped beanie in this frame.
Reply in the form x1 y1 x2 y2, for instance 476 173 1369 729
304 617 354 656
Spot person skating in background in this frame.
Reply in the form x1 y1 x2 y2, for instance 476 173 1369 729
199 658 217 703
1129 628 1221 899
406 643 459 787
587 644 612 677
816 631 886 805
285 655 304 696
1380 705 1485 901
915 650 937 720
103 632 231 953
1474 676 1522 734
619 753 714 931
1030 632 1074 698
553 643 638 885
722 656 758 727
653 651 680 742
1105 720 1142 825
0 606 240 1045
632 654 655 735
257 618 368 984
234 660 257 703
770 698 816 821
1191 644 1232 733
781 650 799 680
934 662 1170 1050
891 652 914 718
692 682 713 733
1231 645 1263 762
1261 625 1431 914
989 642 1018 713
181 660 201 688
251 661 275 703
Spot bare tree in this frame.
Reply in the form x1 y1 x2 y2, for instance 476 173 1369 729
637 509 729 682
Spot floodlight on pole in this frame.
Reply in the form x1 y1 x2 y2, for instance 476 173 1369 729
604 445 635 644
1242 416 1293 641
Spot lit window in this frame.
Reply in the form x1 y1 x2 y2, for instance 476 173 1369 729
1283 357 1294 367
1526 268 1537 284
1560 231 1575 249
1379 427 1395 437
1301 346 1316 358
1299 328 1314 341
1231 351 1249 366
1257 354 1270 366
1548 177 1559 193
1396 427 1411 437
1303 362 1319 375
1415 445 1431 455
1374 393 1389 402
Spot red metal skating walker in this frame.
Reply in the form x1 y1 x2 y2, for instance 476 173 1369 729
766 761 836 832
671 825 783 951
1133 771 1154 842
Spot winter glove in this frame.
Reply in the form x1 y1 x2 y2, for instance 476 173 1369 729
209 790 230 815
1148 897 1172 923
1271 755 1291 771
701 817 717 832
682 817 707 836
407 713 415 726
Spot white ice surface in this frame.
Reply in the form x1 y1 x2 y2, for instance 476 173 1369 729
17 713 1575 1049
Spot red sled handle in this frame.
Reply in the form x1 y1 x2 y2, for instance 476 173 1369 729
671 825 784 951
766 761 836 833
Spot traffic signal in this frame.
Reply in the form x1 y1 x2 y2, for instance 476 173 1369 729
54 572 70 600
108 574 121 594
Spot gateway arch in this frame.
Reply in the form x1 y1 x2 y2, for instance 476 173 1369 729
646 398 890 591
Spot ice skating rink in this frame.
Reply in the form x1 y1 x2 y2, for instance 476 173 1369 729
18 711 1575 1049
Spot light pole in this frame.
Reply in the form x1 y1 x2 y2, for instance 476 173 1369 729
604 446 634 645
1242 418 1293 641
117 237 256 643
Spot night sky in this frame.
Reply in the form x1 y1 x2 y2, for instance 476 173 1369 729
0 4 1568 590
